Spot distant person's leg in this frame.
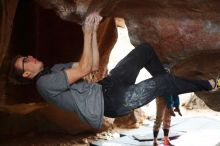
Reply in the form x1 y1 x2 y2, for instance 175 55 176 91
163 108 173 146
153 96 167 146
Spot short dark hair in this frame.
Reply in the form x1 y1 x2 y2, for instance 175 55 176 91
9 55 33 84
11 55 23 76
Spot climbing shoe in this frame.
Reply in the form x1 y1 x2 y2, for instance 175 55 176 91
211 76 220 91
164 138 175 146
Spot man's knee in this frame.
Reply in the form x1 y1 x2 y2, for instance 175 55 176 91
138 43 154 53
140 43 153 49
140 42 150 47
134 43 155 58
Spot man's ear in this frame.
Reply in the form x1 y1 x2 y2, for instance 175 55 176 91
22 71 31 78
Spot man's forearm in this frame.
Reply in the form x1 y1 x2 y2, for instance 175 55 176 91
79 31 93 74
64 14 95 84
91 13 102 71
91 31 99 71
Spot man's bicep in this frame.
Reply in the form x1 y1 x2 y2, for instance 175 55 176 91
65 67 85 84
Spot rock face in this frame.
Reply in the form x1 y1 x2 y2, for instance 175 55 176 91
1 0 220 135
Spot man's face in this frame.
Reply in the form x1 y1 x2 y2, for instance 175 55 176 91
14 56 44 78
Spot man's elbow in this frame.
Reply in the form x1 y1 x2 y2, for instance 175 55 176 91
81 65 92 75
91 65 99 72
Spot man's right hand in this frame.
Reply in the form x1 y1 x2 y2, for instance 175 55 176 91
93 12 103 32
83 14 95 34
83 12 102 33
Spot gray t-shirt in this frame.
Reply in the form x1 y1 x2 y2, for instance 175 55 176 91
36 63 104 129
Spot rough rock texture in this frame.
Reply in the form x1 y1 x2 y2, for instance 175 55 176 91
113 108 147 128
181 93 208 110
1 0 220 135
0 0 19 68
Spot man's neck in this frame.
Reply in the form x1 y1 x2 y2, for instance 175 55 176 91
32 66 44 79
34 66 52 81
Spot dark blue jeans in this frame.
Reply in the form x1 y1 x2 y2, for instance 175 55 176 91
99 43 212 118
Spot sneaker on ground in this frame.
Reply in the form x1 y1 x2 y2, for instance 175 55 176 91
164 138 175 146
